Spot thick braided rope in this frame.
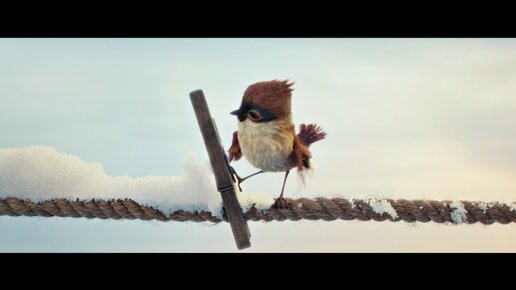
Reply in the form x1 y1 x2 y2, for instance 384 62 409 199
0 197 514 224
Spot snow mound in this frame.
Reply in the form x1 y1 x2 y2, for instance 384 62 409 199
0 146 273 215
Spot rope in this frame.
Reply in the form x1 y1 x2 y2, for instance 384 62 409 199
0 197 514 224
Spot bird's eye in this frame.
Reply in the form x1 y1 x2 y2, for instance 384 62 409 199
248 110 261 121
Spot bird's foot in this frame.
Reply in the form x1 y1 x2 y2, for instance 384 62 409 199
228 165 243 192
272 196 289 209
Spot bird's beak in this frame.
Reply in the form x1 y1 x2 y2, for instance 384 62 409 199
230 108 243 116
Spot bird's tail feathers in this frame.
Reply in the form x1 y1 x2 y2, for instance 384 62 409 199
298 124 326 147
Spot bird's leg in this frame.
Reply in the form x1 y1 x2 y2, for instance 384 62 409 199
273 170 290 208
228 166 264 192
240 170 265 183
279 170 290 198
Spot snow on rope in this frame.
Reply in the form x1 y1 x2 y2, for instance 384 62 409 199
0 197 514 224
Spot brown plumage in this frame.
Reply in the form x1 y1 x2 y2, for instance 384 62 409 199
294 124 326 184
228 80 326 208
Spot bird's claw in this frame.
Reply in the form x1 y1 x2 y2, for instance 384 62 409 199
228 165 243 192
273 196 289 209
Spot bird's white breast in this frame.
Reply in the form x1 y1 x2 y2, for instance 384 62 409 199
237 118 295 172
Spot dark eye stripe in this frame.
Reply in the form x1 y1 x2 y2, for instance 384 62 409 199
254 106 277 122
239 101 278 122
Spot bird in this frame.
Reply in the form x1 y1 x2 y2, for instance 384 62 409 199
227 80 326 208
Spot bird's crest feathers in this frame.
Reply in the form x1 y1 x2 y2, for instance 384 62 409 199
242 80 294 120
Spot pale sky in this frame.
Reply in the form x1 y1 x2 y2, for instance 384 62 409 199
0 38 515 252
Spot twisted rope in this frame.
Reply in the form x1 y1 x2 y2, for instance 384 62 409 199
0 197 514 224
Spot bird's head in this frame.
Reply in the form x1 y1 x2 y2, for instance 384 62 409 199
231 80 293 123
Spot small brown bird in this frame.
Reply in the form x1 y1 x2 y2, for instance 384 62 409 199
228 80 326 208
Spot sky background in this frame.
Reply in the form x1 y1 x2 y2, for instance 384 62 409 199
0 38 515 252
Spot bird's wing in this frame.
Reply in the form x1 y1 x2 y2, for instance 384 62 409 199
228 131 242 162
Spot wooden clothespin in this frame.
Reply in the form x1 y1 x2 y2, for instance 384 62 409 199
190 90 251 250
